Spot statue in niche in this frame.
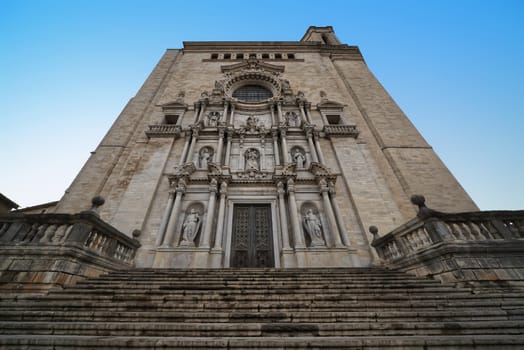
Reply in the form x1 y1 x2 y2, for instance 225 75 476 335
180 209 202 246
285 111 300 127
207 111 220 127
246 115 259 131
245 148 260 171
303 209 325 247
293 149 306 169
199 147 213 169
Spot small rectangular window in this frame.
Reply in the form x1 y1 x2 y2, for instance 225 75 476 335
262 53 269 59
288 53 295 59
275 53 282 59
211 53 218 59
236 53 244 59
249 53 256 59
165 115 179 125
326 115 341 125
224 53 231 59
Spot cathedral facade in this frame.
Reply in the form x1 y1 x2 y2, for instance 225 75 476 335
51 26 477 269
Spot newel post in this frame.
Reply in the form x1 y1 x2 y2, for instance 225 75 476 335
411 194 452 243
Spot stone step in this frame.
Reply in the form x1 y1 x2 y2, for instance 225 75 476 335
1 320 523 337
1 309 520 323
3 298 524 312
52 286 472 296
1 334 524 349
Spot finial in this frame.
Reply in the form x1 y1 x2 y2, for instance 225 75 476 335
132 229 141 239
80 195 105 216
369 226 379 241
410 194 442 219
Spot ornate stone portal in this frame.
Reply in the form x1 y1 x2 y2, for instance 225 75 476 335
149 57 361 268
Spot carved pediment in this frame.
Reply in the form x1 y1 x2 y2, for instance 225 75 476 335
207 162 222 176
221 59 285 74
160 101 188 117
317 99 344 110
309 162 336 181
282 163 297 176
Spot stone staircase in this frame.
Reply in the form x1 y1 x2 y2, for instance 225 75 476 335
1 268 524 349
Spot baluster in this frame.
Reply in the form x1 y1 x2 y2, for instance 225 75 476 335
31 224 48 242
466 222 482 240
447 223 462 240
419 228 431 246
0 222 10 238
459 223 473 240
52 225 68 243
17 223 37 242
392 241 401 258
476 221 493 239
414 231 424 247
401 236 413 252
407 234 417 250
486 220 503 239
85 231 96 247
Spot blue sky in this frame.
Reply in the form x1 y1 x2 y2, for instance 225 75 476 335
1 0 523 210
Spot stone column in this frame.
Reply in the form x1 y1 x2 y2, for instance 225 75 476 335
281 128 290 163
306 129 319 163
328 181 350 246
197 102 207 123
193 104 201 124
304 105 312 124
224 128 233 167
272 129 280 166
319 179 343 247
222 102 228 124
313 132 326 165
287 178 305 248
179 133 191 165
162 179 186 247
215 127 225 165
299 102 308 124
213 181 228 250
200 178 218 248
277 181 291 250
276 102 283 124
228 104 235 124
156 190 175 246
270 104 276 126
186 127 199 165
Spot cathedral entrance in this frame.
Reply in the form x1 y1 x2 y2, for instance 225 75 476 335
230 204 274 268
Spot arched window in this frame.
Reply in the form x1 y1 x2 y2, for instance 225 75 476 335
232 85 273 103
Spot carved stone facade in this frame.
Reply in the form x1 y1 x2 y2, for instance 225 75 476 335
49 26 478 269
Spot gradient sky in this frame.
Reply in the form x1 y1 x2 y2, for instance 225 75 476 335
1 0 523 210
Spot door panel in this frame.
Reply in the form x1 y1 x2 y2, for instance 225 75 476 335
231 204 274 268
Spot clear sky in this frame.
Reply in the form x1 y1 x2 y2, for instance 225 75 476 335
1 0 523 210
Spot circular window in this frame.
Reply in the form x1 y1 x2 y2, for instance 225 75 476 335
232 85 273 103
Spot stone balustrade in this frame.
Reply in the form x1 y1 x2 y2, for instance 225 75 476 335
372 210 524 263
145 124 181 137
370 195 524 288
0 212 140 264
322 124 359 137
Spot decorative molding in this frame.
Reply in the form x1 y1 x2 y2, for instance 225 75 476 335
220 59 285 74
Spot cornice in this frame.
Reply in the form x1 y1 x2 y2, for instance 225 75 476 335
181 42 364 60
